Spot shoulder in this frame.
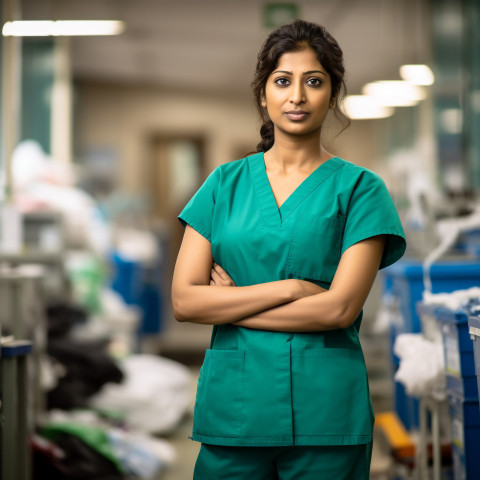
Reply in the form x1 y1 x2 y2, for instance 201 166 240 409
335 157 384 182
196 156 253 200
215 155 251 176
334 158 387 192
199 156 248 186
211 154 257 187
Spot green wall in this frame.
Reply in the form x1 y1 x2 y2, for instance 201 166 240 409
21 39 54 154
432 0 480 191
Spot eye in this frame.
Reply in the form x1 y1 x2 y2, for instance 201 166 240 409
306 78 323 87
274 77 290 87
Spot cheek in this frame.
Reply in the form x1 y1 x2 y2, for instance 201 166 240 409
263 95 282 116
314 94 332 112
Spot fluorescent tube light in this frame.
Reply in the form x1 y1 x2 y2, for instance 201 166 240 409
343 95 394 119
400 64 434 85
3 20 53 36
54 20 125 36
2 20 125 36
362 81 426 107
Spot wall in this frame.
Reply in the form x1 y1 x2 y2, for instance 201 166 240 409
76 82 260 191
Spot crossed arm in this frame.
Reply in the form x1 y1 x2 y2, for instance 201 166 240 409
171 225 386 332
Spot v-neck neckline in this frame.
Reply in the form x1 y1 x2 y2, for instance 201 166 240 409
248 152 344 226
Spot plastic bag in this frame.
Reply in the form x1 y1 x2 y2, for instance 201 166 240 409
394 333 446 400
89 354 192 434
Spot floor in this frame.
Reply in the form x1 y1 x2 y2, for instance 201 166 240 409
160 367 201 480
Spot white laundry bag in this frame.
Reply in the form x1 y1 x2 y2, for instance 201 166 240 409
89 354 192 434
394 333 446 400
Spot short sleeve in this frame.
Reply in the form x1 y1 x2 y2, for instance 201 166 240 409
178 168 220 242
341 171 406 269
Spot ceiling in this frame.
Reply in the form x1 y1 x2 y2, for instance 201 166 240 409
20 0 432 98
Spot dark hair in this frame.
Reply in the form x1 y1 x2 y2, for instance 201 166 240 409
252 19 350 153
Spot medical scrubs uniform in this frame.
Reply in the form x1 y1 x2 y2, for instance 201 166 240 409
178 152 406 478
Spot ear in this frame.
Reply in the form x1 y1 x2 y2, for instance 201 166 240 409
260 90 267 108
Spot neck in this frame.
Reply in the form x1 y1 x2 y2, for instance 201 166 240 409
265 128 330 173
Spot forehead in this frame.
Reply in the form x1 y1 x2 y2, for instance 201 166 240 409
274 47 325 73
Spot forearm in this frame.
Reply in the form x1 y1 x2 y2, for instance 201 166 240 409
234 289 354 332
234 236 386 333
172 280 297 325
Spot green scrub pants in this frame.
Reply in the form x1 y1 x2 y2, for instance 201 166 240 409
193 442 373 480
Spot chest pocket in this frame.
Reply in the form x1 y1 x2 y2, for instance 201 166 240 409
286 215 345 283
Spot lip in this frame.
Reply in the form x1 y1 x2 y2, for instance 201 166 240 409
285 110 310 121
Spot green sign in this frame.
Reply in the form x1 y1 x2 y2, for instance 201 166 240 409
264 3 300 28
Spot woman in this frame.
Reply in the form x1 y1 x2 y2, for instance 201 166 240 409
172 19 406 480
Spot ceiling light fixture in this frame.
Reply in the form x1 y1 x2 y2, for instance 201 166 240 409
343 95 395 119
399 64 434 85
2 20 125 37
362 81 426 107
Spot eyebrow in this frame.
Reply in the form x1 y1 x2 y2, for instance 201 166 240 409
272 70 327 76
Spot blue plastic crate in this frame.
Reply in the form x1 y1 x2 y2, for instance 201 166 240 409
448 392 480 480
416 301 444 342
109 251 143 305
436 308 477 399
382 259 480 337
109 251 163 335
392 375 419 431
468 316 480 407
381 259 480 431
456 229 480 256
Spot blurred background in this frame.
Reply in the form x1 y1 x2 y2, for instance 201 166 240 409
1 0 480 479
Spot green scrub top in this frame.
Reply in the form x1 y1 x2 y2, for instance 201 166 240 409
178 152 406 447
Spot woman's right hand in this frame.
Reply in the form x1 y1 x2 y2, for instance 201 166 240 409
290 279 327 300
210 262 236 287
209 263 324 301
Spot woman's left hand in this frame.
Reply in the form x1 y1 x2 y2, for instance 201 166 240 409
210 262 236 286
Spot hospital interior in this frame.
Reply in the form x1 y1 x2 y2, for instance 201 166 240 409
1 0 480 479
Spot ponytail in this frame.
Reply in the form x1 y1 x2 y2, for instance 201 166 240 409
256 120 274 153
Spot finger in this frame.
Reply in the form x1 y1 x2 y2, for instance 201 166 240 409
210 270 221 283
211 269 232 287
213 263 228 279
209 278 215 285
212 266 225 280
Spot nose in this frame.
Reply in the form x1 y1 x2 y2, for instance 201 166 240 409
290 81 306 105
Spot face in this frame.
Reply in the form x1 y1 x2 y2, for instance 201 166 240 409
261 47 333 139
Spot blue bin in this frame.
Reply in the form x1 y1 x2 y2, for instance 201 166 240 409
456 229 480 256
447 392 480 480
416 301 444 342
381 259 480 431
109 251 163 336
435 308 477 399
468 316 480 407
110 251 143 305
383 259 480 338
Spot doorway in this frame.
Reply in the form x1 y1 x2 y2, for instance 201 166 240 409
145 134 211 354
